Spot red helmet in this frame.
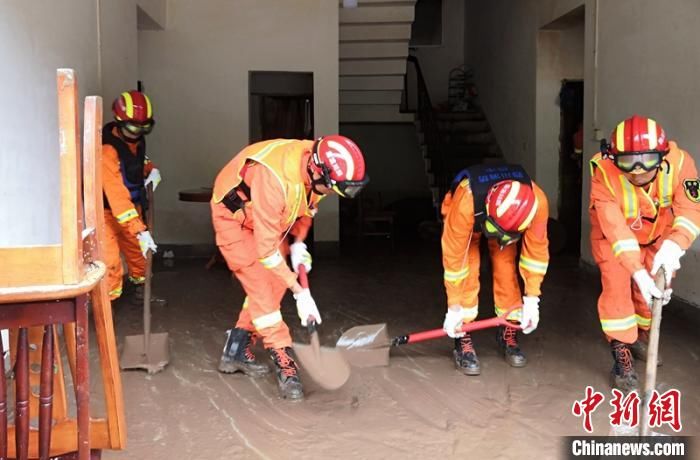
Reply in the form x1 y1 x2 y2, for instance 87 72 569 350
603 115 669 173
310 135 369 198
112 90 155 136
483 180 538 247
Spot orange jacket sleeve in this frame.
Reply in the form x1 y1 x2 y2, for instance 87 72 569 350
289 216 313 242
590 162 643 274
518 184 550 296
667 150 700 249
102 144 146 235
441 181 475 306
249 166 298 288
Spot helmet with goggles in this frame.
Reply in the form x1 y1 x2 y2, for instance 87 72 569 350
309 135 369 198
112 90 155 137
602 115 669 174
482 180 539 248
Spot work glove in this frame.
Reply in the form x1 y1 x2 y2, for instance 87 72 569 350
651 240 684 286
144 168 162 191
632 270 663 307
662 288 673 306
136 230 157 258
520 296 540 334
290 242 312 274
293 288 321 326
443 306 467 338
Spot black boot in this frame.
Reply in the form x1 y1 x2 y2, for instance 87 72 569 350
218 328 270 377
269 347 304 400
629 329 663 366
454 334 481 375
610 340 639 393
131 283 168 307
497 325 527 367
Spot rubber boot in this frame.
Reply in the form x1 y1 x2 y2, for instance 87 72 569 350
629 329 663 366
610 340 639 393
270 347 304 400
497 324 527 367
453 334 481 375
218 328 270 377
131 283 168 307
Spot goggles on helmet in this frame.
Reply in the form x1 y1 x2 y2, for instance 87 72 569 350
482 216 522 248
120 119 155 136
311 148 369 198
612 151 664 173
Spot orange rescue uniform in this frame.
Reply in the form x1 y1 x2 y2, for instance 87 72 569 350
102 125 155 300
589 142 700 343
211 139 323 349
441 179 550 321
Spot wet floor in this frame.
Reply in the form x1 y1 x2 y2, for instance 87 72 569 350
103 242 700 459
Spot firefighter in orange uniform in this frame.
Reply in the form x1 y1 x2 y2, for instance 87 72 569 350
102 90 163 304
441 165 549 375
211 136 368 400
590 115 700 392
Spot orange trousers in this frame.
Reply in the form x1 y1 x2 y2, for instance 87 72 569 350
462 234 522 320
104 209 146 300
591 236 660 344
211 202 292 349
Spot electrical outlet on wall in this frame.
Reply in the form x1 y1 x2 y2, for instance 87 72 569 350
593 128 604 141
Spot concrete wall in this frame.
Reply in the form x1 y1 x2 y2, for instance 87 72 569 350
339 124 429 205
0 0 132 246
138 0 340 245
465 0 700 305
413 0 465 107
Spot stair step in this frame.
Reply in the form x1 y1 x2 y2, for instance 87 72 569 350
340 24 412 42
340 90 403 105
444 144 501 157
340 104 415 123
340 41 409 59
340 5 415 24
340 75 404 91
436 111 484 121
438 120 489 134
444 132 495 145
340 59 407 76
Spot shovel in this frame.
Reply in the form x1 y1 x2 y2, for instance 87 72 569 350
337 305 522 367
292 266 350 390
120 184 170 374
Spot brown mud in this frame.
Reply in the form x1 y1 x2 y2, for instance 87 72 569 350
104 245 700 459
293 326 350 390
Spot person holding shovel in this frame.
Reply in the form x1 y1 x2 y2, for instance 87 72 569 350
589 115 700 392
211 136 368 400
102 90 165 306
441 165 550 376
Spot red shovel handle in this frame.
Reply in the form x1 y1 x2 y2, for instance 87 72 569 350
297 265 309 289
396 305 522 346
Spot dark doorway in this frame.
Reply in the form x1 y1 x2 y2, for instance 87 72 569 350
249 71 314 142
558 80 584 255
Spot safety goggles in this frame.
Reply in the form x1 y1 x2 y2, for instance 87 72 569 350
121 119 155 136
331 176 370 199
482 216 522 248
613 151 664 173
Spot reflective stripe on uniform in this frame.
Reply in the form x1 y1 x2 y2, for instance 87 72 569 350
444 267 469 284
635 314 651 328
259 250 284 269
673 216 700 239
116 208 139 223
619 176 639 219
252 311 283 330
242 297 249 310
600 315 637 332
109 287 123 298
128 275 145 284
590 159 615 196
658 162 674 207
612 239 640 257
495 305 520 321
462 305 478 321
519 255 548 275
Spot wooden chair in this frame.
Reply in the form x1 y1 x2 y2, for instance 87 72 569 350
357 192 395 250
0 70 126 459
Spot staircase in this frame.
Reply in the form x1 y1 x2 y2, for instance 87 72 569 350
339 0 417 123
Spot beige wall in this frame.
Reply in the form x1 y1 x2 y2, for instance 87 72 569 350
466 0 700 305
0 0 139 246
413 0 465 106
138 0 340 245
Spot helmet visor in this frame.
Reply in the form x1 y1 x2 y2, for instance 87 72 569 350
122 120 155 136
331 175 370 199
613 151 663 173
482 217 521 248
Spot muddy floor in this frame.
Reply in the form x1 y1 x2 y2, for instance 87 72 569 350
102 242 700 459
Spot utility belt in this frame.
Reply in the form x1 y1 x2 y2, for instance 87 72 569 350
222 181 251 214
640 235 660 248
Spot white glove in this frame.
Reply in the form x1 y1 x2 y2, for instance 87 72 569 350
632 270 663 307
136 230 157 258
662 288 673 306
144 168 162 191
443 306 467 338
520 296 540 334
651 240 684 285
293 288 321 326
290 242 312 274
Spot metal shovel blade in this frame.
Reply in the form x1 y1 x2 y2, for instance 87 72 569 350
120 332 170 374
293 330 350 390
335 323 391 368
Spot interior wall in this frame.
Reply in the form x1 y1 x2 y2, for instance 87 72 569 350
466 0 700 306
413 0 465 107
339 124 429 205
138 0 340 245
535 20 585 218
